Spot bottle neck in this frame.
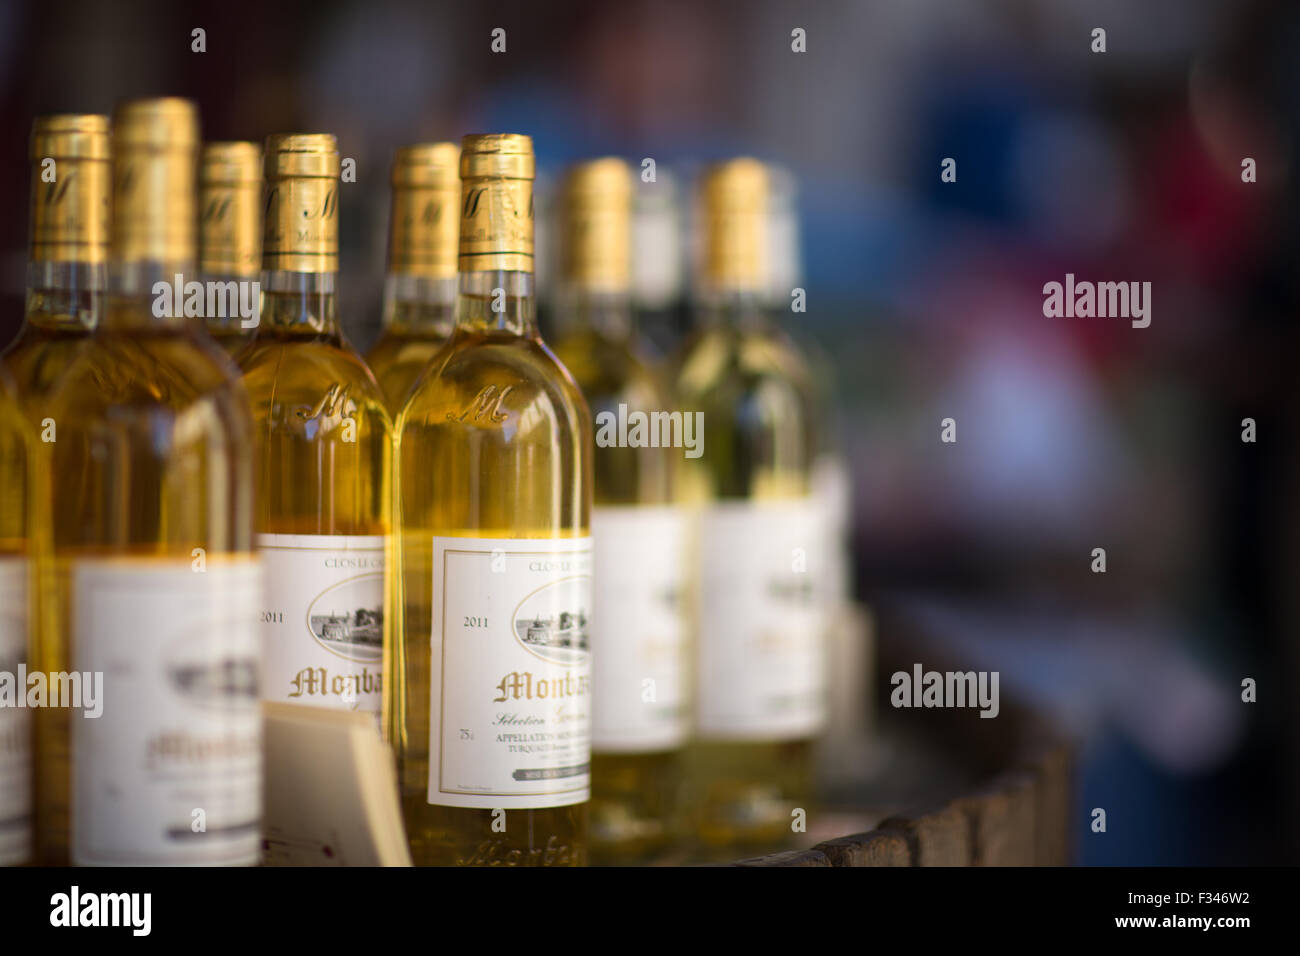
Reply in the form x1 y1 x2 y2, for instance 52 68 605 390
23 260 105 333
256 270 340 340
696 284 771 332
455 270 538 339
197 269 262 333
556 284 633 341
381 273 456 336
101 260 201 331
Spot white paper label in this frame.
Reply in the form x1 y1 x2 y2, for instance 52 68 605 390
590 506 688 752
0 555 30 865
812 454 852 610
72 558 262 865
695 500 827 740
429 536 592 809
258 534 385 716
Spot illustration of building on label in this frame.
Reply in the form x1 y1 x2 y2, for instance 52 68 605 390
516 611 589 652
310 607 383 657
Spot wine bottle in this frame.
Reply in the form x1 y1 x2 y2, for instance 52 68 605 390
236 134 392 720
675 158 826 853
551 158 688 864
32 98 261 865
394 134 593 866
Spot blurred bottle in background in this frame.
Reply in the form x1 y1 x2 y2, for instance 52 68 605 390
198 141 263 356
675 158 826 855
33 98 261 865
0 366 30 866
766 163 869 798
632 168 687 358
367 143 459 413
767 163 854 683
1 115 109 399
533 168 560 341
551 158 690 864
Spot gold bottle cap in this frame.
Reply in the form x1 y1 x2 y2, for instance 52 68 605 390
114 97 200 148
111 98 201 267
388 142 460 279
560 157 632 291
200 142 262 278
30 114 111 160
458 133 534 272
262 133 340 273
29 114 111 264
699 157 769 292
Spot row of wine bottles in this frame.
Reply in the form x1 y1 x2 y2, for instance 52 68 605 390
0 98 848 867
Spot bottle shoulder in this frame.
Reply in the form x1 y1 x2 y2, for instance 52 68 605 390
45 328 255 443
1 325 93 398
551 329 668 411
368 326 448 350
366 331 448 375
238 336 388 407
675 321 815 406
399 331 590 435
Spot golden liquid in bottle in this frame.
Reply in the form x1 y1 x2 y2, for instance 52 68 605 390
1 118 106 862
674 159 821 856
199 141 263 355
236 135 391 714
367 143 459 413
550 159 686 864
1 115 109 399
394 135 592 866
0 371 31 865
30 99 259 865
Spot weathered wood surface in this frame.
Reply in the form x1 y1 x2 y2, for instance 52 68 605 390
742 738 1073 867
953 772 1037 866
874 804 971 866
814 829 911 867
733 849 832 867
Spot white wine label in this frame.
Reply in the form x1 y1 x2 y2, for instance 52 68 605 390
0 555 30 865
257 534 385 716
72 558 262 866
812 454 852 611
428 535 593 810
590 506 688 752
695 500 827 740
